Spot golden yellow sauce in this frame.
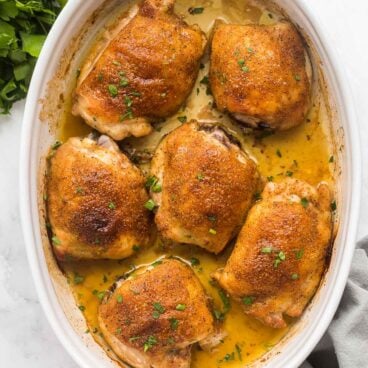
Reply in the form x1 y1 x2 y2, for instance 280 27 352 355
57 0 334 366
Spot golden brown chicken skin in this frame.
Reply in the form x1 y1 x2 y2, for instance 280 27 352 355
150 121 260 254
210 22 311 130
47 135 153 261
73 0 206 141
98 258 215 368
214 179 332 328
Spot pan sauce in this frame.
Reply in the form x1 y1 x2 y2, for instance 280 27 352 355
55 0 335 366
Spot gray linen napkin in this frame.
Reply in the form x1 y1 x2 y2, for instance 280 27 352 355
301 237 368 368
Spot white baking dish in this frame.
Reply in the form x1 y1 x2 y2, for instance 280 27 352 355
19 0 361 367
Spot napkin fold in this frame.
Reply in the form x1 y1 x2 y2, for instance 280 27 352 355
301 237 368 368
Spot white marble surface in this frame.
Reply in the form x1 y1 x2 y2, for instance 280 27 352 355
0 1 367 367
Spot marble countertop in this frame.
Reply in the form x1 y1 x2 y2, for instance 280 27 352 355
0 1 367 367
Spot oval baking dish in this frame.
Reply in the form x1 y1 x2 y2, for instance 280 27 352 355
19 0 361 367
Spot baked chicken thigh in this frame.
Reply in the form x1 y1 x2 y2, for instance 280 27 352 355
47 135 152 260
98 258 215 368
150 121 260 254
73 0 206 140
210 22 311 130
214 179 332 328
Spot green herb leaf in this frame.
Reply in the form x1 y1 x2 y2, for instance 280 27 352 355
300 197 309 208
51 235 61 246
169 318 179 330
188 7 204 14
242 296 254 305
73 273 84 285
116 295 123 303
331 200 337 211
108 84 118 97
190 257 200 266
177 115 187 123
144 199 156 211
176 303 186 311
143 335 157 352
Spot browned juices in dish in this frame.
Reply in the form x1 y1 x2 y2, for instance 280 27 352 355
53 0 335 367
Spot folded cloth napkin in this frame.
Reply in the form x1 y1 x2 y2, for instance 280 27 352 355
301 237 368 368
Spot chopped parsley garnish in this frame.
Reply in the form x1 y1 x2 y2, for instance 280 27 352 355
78 305 86 312
129 336 140 342
295 249 304 260
51 140 62 150
177 115 187 123
108 201 116 210
237 59 245 66
120 77 129 87
331 200 337 211
176 303 186 311
51 236 61 246
242 296 254 305
200 75 209 84
294 74 301 81
235 344 242 361
73 273 84 285
76 187 84 195
300 197 309 208
190 257 200 266
143 335 157 352
291 273 299 280
120 109 134 121
108 84 118 97
145 176 162 192
97 73 103 82
218 290 231 314
116 327 122 335
329 155 334 163
247 47 254 53
124 95 132 107
213 309 225 321
144 199 156 211
152 311 161 319
274 251 286 268
267 176 274 182
261 247 273 254
197 172 205 181
188 7 204 14
92 289 105 301
153 302 165 314
276 149 282 157
209 228 217 235
286 170 293 177
241 65 249 73
220 352 235 362
133 245 141 252
169 318 179 330
254 192 262 201
207 215 217 222
116 295 123 303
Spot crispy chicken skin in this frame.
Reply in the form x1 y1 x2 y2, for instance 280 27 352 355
150 121 260 254
98 259 215 368
214 179 332 328
73 0 206 141
210 22 311 130
47 135 153 260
